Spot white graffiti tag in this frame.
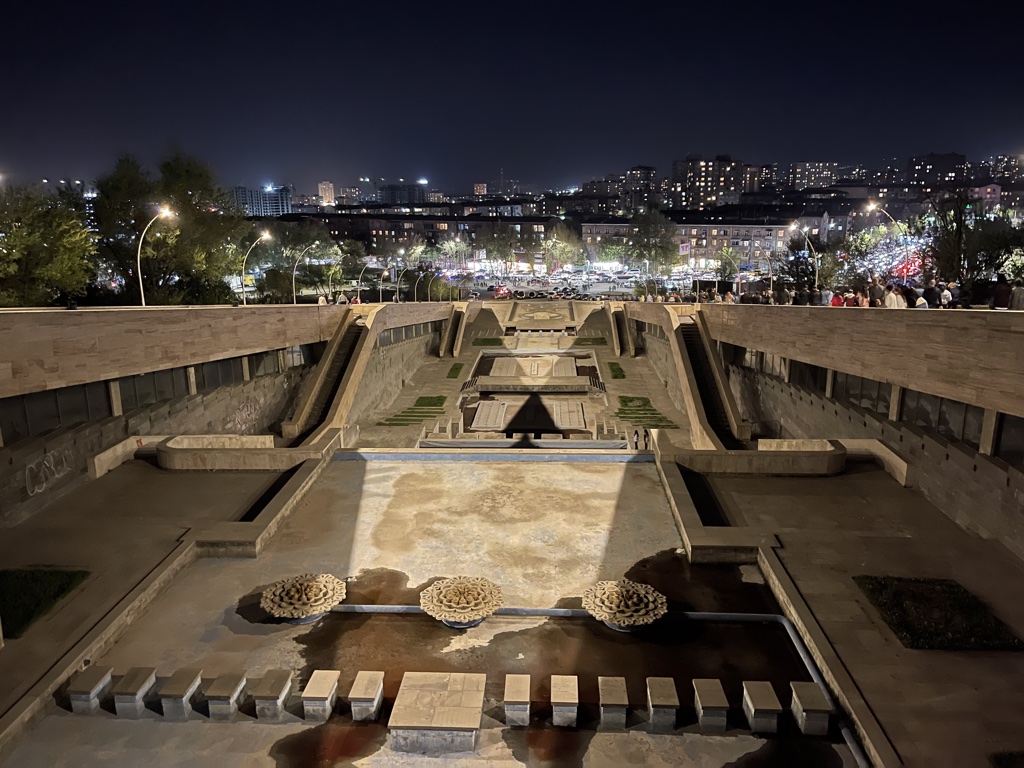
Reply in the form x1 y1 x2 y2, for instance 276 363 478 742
225 397 260 434
25 448 73 497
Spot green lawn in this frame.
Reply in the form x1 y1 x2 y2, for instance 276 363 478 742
614 395 677 429
854 575 1024 651
377 396 447 426
0 569 89 638
572 337 607 347
607 362 625 379
472 338 503 346
415 396 446 408
447 363 464 379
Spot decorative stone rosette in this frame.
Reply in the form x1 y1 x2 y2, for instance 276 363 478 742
419 576 504 624
260 573 347 619
581 579 667 627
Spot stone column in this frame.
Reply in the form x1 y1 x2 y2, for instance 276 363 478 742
979 409 1000 456
108 380 123 417
186 366 198 395
277 349 287 372
241 356 251 381
824 369 835 398
888 385 902 422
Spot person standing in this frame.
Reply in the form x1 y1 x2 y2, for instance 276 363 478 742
883 285 900 308
869 276 885 306
939 283 952 308
991 274 1013 309
922 279 941 309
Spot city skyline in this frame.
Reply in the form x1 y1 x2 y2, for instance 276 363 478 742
4 1 1023 194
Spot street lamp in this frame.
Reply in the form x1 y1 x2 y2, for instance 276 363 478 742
292 241 320 304
356 262 371 304
378 269 385 303
789 223 819 296
137 206 175 306
240 231 271 306
428 273 438 302
414 271 424 302
867 201 912 283
396 265 410 302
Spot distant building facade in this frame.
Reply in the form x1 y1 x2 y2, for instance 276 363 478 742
907 153 968 186
232 185 293 217
318 181 335 205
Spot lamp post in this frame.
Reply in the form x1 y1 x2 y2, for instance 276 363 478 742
292 241 319 304
356 262 371 304
867 201 911 283
137 207 175 306
240 231 271 305
414 271 424 302
789 223 819 297
396 265 410 302
378 269 385 303
428 273 438 302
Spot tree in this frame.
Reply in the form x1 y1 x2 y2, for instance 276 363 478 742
438 235 470 270
480 222 521 276
594 241 627 264
924 191 1023 289
0 186 96 306
542 220 585 274
783 233 843 289
715 245 739 282
627 209 677 272
93 152 249 304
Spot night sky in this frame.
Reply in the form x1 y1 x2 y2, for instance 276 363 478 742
5 0 1022 195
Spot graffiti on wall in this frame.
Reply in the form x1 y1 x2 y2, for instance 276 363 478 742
25 447 73 497
225 397 261 434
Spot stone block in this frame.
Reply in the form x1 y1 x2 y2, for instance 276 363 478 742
124 408 152 435
790 682 831 736
112 667 156 719
252 669 293 721
504 674 530 727
158 668 202 720
921 431 949 461
551 675 578 727
975 454 1011 486
349 670 385 721
206 672 246 721
301 669 340 722
598 676 628 730
693 678 728 732
742 681 782 733
946 440 978 472
390 728 476 753
646 677 679 733
68 665 112 715
388 672 484 754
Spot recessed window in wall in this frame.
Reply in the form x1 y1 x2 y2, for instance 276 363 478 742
900 388 983 449
995 414 1024 470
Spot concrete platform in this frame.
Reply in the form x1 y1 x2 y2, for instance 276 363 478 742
388 672 485 753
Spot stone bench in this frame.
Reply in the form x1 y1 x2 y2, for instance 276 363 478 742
791 681 831 736
349 670 385 721
158 668 202 721
693 678 728 732
646 677 678 733
550 675 578 727
598 676 628 730
252 669 293 721
68 665 113 715
742 681 783 733
389 672 485 753
301 670 340 722
112 667 156 719
206 673 246 721
504 674 530 727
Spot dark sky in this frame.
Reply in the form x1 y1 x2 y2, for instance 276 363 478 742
4 1 1022 195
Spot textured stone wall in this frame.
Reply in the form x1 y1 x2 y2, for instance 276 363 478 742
727 365 1024 561
347 333 440 424
0 306 343 398
0 368 307 526
643 335 687 416
700 304 1024 419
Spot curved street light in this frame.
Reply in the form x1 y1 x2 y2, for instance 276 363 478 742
378 269 385 303
867 201 912 283
292 241 320 304
414 271 424 302
240 231 272 306
356 262 371 304
396 266 410 303
789 223 819 296
137 206 175 306
428 273 438 302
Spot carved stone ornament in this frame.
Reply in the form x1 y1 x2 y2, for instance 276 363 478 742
581 579 668 627
260 573 347 619
419 576 504 624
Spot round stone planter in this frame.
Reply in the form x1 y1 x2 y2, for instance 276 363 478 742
284 612 327 625
442 617 485 629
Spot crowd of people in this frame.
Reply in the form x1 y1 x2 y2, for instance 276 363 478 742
662 274 1024 310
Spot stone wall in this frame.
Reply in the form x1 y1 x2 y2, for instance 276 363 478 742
643 335 687 416
0 368 307 527
700 304 1024 419
727 365 1024 561
0 306 343 398
346 333 441 425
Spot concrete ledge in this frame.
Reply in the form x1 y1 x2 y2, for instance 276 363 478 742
88 435 170 479
758 546 901 768
676 443 846 476
0 541 196 763
164 435 275 450
837 438 914 487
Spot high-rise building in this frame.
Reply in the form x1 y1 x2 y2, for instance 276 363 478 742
318 181 335 205
473 183 488 196
907 153 968 186
336 186 362 205
377 183 427 206
624 165 658 210
671 155 744 210
788 162 839 190
232 185 293 217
